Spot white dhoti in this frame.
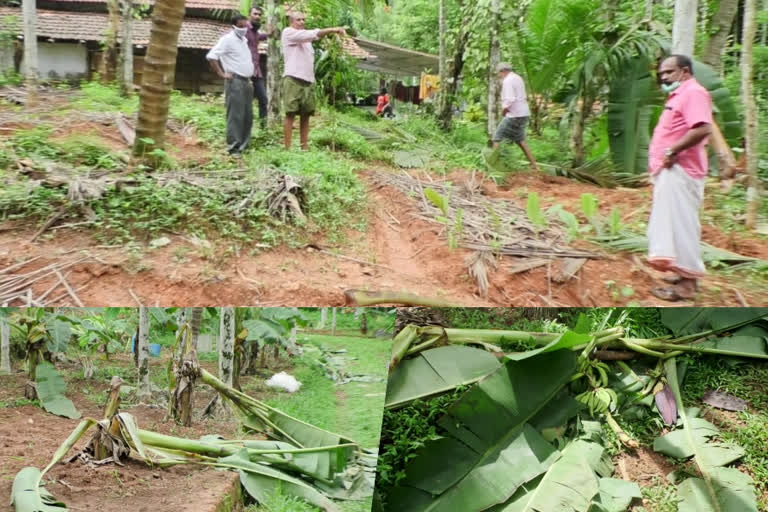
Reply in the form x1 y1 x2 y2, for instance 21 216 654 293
647 164 706 278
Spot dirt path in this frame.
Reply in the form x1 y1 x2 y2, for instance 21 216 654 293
1 169 766 307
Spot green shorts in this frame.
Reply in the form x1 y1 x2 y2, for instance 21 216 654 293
282 76 316 116
493 116 528 143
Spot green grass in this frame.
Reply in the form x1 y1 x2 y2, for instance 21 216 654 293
241 334 389 512
637 478 681 512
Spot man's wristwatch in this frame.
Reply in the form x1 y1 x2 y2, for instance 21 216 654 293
664 148 677 158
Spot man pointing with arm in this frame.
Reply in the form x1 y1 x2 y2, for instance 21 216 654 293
281 12 346 150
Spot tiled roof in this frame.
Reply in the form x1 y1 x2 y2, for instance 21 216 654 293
0 8 371 57
0 8 233 49
41 0 240 10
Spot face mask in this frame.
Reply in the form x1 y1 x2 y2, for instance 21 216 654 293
661 81 681 94
234 27 247 38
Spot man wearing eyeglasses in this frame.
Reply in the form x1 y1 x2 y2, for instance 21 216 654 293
646 54 713 301
281 12 346 150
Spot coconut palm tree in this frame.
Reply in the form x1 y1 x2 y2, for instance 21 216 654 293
486 0 501 142
133 0 186 159
701 0 739 70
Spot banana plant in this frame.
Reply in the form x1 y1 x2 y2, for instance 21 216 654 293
7 308 71 399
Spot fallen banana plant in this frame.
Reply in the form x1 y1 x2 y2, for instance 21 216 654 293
12 370 376 512
652 358 758 512
382 308 768 511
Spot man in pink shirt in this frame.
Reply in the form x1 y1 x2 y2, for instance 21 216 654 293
492 62 538 170
646 54 713 301
281 12 346 150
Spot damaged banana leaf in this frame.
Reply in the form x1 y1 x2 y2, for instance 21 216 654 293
11 382 372 512
653 358 758 512
387 350 578 511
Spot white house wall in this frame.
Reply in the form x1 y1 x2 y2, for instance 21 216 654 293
21 42 87 79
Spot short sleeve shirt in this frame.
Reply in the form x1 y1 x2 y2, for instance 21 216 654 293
648 78 713 178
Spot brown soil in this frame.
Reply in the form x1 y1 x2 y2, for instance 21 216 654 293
0 354 272 512
2 167 768 307
616 446 678 487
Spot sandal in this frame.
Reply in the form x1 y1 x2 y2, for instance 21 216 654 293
650 286 695 302
662 275 682 284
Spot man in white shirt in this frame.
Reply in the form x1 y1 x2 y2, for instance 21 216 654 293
492 62 538 170
206 15 255 157
281 12 346 150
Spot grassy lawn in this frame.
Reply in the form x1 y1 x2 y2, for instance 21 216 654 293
240 333 390 512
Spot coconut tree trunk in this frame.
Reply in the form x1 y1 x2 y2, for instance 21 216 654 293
133 0 185 158
101 0 120 82
137 307 151 400
701 0 739 70
21 0 38 104
331 307 337 336
742 0 761 229
486 0 501 142
218 307 234 387
1 314 10 374
318 308 327 329
120 0 134 96
672 0 698 55
266 0 282 125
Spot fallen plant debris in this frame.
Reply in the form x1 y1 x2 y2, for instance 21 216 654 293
0 256 94 306
379 308 768 511
10 367 376 512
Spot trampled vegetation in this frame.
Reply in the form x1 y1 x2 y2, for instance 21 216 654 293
376 308 768 512
0 306 392 512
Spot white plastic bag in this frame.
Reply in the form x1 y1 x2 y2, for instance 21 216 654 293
265 372 302 393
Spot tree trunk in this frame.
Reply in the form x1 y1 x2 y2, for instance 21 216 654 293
331 307 337 336
571 92 594 167
762 0 767 45
742 0 761 229
171 349 199 426
360 309 367 335
672 0 698 55
437 0 448 129
175 308 188 360
133 0 185 158
188 307 202 351
266 0 282 125
486 0 501 142
701 0 739 69
437 1 470 132
644 0 653 20
318 308 327 329
218 307 234 387
101 0 120 82
137 307 151 400
120 0 134 96
1 314 10 374
21 0 38 104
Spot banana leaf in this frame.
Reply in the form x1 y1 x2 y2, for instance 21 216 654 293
35 362 80 419
659 308 768 336
200 369 356 480
691 57 741 145
385 345 501 409
607 55 658 174
652 359 757 512
487 440 632 512
388 350 578 512
215 451 340 512
10 468 68 512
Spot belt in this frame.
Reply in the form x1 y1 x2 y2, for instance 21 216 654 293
230 74 251 81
